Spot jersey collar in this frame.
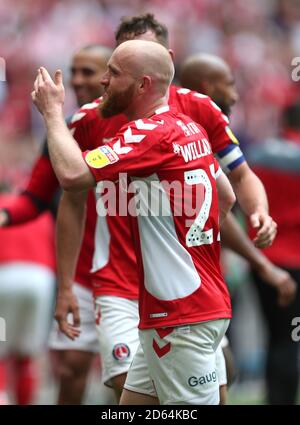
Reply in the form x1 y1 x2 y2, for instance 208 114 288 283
154 105 170 115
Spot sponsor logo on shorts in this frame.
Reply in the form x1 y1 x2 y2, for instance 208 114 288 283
112 343 130 361
188 371 217 387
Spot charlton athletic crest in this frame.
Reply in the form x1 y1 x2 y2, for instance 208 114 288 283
112 343 130 361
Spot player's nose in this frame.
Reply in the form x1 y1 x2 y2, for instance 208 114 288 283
101 71 109 87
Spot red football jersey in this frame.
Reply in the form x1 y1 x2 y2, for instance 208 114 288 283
69 100 138 298
2 144 95 290
82 106 231 329
0 194 56 270
70 85 243 299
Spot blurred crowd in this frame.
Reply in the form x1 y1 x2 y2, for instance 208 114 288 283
0 0 300 405
1 0 300 189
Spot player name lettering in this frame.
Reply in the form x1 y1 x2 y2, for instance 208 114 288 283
180 139 212 163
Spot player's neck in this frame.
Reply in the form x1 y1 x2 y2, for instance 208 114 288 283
125 95 168 121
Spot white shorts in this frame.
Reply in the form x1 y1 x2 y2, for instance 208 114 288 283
215 343 227 386
49 282 99 353
124 319 230 405
94 296 139 386
0 262 55 357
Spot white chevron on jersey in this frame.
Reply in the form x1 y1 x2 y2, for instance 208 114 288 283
124 126 146 144
177 88 191 94
135 119 158 131
71 112 86 124
113 139 133 155
209 100 222 112
81 101 100 110
221 114 230 124
194 93 208 99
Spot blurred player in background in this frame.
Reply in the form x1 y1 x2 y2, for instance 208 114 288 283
50 14 278 402
0 45 114 405
179 52 297 403
0 188 55 405
248 100 300 404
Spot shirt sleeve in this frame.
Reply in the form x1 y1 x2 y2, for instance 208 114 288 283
213 157 222 179
5 141 60 224
82 121 164 182
186 92 246 173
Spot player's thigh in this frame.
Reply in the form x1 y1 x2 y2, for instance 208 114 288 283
94 296 139 386
215 342 227 388
120 388 159 405
53 349 94 378
123 343 157 401
140 319 229 405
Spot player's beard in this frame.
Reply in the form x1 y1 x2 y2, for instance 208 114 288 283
100 83 135 118
218 102 231 117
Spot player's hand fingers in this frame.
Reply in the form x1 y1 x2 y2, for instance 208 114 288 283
40 66 52 83
71 305 81 328
249 213 261 229
34 74 39 92
63 324 81 340
254 229 276 248
37 68 44 87
31 90 37 103
253 218 277 248
54 69 63 86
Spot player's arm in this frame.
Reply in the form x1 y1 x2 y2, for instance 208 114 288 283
215 139 276 249
226 161 276 248
221 213 296 307
0 143 59 227
55 190 88 339
215 168 236 225
32 67 95 191
193 95 277 248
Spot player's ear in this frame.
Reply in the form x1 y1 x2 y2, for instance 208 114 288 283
168 49 175 61
139 76 152 93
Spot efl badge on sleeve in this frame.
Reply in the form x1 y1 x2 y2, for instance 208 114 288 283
85 146 119 169
225 126 239 145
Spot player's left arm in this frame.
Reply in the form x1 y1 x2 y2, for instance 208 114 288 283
207 106 276 248
226 161 277 248
32 67 95 191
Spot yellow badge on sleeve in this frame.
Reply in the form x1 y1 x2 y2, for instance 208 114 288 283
225 126 239 145
85 146 119 169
